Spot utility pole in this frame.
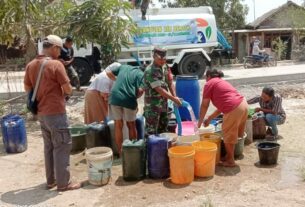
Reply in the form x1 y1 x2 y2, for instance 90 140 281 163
253 0 256 21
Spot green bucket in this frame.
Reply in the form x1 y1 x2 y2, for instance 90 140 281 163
69 124 87 152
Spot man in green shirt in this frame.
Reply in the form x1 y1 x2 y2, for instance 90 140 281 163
107 65 144 155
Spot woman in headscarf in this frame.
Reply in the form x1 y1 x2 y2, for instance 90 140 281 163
84 62 121 124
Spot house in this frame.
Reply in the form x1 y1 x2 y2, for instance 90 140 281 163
232 1 305 62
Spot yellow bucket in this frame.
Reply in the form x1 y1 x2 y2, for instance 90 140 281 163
200 133 222 164
192 141 217 177
168 146 195 185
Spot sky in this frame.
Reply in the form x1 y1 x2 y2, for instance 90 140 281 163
243 0 304 23
151 0 304 23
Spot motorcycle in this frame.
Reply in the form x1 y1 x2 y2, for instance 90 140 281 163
243 53 277 69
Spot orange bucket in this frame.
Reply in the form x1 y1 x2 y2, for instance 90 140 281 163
192 141 217 177
200 133 221 164
168 146 195 184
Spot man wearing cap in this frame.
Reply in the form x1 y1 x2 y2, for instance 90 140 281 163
24 35 81 191
59 36 81 91
143 47 182 136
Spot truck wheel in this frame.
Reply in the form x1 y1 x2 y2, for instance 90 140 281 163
178 54 206 78
72 58 92 86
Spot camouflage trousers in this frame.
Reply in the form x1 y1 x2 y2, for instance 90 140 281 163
144 108 169 137
66 65 80 90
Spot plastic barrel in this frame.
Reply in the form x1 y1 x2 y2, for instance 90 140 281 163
245 118 253 145
234 133 247 157
122 139 146 181
86 122 111 149
192 141 217 177
257 142 280 165
148 135 170 179
176 75 200 121
1 114 27 153
107 120 129 155
136 115 145 139
200 133 222 164
168 146 195 184
85 147 113 186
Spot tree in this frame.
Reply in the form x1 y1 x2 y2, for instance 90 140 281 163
162 0 248 30
0 0 136 67
66 0 137 66
0 0 74 64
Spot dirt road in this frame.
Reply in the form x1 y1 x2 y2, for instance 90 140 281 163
0 84 305 207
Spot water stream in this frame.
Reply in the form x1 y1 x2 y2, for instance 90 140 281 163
183 101 199 135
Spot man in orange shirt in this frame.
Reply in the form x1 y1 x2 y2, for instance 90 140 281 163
24 35 81 191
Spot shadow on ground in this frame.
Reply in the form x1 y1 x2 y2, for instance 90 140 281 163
215 165 241 176
1 184 58 206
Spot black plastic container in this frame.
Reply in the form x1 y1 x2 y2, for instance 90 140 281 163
257 142 280 165
86 123 111 149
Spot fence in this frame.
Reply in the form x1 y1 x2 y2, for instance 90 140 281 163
0 64 26 115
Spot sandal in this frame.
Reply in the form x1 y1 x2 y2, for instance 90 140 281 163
47 183 57 189
219 161 237 168
57 182 82 191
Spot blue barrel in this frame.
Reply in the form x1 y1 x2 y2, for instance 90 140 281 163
136 115 145 139
147 135 170 179
1 114 27 153
176 75 200 121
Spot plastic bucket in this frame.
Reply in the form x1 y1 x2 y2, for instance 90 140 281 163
192 141 217 177
69 124 87 152
234 133 247 157
168 146 195 184
177 121 197 136
160 133 178 147
245 119 253 145
198 125 215 134
167 119 177 133
85 147 113 186
257 142 280 165
177 134 200 146
199 133 221 164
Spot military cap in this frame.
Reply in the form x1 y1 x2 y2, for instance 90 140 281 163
153 46 167 57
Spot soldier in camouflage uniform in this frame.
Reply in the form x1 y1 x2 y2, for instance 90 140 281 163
143 47 182 136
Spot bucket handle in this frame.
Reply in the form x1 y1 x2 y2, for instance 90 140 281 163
89 160 112 185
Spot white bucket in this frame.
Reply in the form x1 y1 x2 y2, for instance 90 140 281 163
199 125 215 135
85 147 113 186
177 134 200 146
160 133 178 146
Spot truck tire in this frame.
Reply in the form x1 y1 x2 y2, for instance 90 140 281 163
72 57 93 86
178 54 206 78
